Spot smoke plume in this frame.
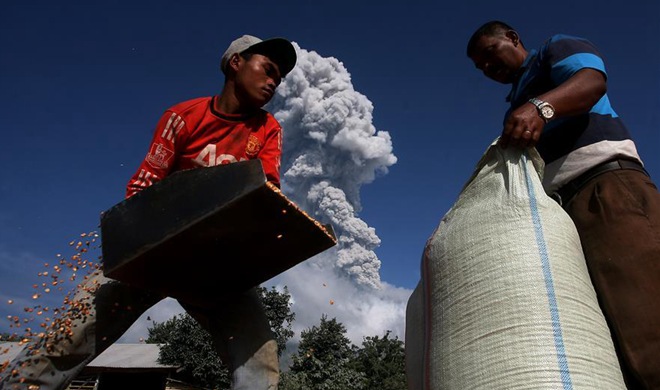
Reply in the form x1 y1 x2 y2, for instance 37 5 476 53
269 43 397 290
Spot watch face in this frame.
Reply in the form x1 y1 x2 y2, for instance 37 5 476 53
541 106 554 118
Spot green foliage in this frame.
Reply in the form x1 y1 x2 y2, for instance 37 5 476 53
280 316 407 390
146 291 408 390
349 331 407 390
146 286 295 390
294 315 353 368
257 285 295 356
281 315 366 390
0 333 21 342
280 366 366 390
147 313 230 389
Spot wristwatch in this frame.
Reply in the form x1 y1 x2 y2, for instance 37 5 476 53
528 98 555 123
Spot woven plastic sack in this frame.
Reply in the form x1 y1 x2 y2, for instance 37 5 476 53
405 141 625 389
405 281 424 390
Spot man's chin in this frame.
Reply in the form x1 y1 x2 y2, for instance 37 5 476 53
248 96 270 109
495 74 514 84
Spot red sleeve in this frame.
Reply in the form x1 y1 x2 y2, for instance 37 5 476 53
258 121 283 188
126 111 186 198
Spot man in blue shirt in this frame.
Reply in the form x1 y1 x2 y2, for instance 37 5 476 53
468 20 660 389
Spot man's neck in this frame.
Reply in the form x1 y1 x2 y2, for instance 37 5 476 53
214 92 241 114
212 96 261 123
214 81 262 116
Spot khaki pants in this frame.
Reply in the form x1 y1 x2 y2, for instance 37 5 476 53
0 272 279 390
565 169 660 390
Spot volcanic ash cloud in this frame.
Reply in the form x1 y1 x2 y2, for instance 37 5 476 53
268 43 397 290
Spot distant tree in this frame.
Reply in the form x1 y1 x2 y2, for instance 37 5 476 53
348 331 407 390
147 312 229 389
257 285 295 356
146 286 295 389
281 315 366 390
0 333 21 342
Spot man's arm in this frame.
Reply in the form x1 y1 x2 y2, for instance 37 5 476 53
126 111 185 198
258 124 283 188
501 68 607 149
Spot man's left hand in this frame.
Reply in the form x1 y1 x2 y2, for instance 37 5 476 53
499 102 543 149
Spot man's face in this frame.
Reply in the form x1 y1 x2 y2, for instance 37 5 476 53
470 33 525 84
234 53 282 108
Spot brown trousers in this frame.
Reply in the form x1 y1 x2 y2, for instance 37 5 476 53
565 169 660 389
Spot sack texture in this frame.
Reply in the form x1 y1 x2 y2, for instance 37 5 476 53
406 141 625 389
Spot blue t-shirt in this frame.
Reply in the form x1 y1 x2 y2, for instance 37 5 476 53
506 34 642 192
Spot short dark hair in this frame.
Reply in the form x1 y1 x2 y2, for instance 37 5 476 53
466 20 517 58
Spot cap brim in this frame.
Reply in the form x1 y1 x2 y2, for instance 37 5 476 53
242 38 297 77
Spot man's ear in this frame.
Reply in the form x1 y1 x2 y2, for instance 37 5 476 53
229 53 241 72
506 30 520 46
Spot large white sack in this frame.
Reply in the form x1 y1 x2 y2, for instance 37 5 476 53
406 141 625 389
405 281 424 390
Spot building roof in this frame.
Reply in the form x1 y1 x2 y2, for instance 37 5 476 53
88 343 178 369
0 342 23 363
1 342 178 370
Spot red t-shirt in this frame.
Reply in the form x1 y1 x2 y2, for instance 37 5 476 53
126 96 282 198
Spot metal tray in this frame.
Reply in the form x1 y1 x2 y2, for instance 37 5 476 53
100 160 336 307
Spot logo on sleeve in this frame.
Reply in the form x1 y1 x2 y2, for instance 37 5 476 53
245 134 262 157
146 143 174 169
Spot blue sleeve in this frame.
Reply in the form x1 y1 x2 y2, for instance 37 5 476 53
541 35 607 84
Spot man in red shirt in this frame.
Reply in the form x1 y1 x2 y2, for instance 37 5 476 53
2 34 297 390
127 34 293 197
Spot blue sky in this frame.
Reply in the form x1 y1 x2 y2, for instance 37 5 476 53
1 1 658 341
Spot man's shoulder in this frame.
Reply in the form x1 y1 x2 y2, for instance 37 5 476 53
542 34 598 51
168 97 212 115
255 109 281 127
538 34 602 63
547 33 582 41
261 108 277 120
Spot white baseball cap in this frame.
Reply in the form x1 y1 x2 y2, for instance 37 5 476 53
221 35 297 77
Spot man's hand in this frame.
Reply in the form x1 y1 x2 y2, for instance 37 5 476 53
498 69 607 150
499 102 544 149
